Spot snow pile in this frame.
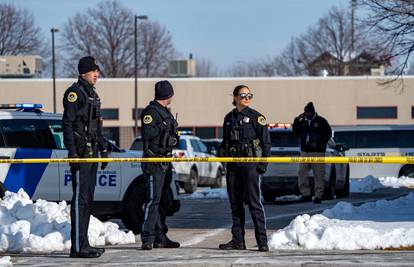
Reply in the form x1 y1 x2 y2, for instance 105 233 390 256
181 188 228 199
0 189 135 253
269 192 414 250
0 257 12 267
350 175 414 193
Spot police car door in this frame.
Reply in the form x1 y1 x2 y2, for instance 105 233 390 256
52 120 122 201
190 139 208 179
0 118 60 200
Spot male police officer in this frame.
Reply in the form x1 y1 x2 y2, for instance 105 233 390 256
140 80 180 250
293 102 332 204
63 56 108 258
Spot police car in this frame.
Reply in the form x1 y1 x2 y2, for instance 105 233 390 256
261 123 350 202
130 132 225 193
0 104 180 234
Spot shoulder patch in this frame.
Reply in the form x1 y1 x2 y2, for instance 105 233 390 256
143 115 153 124
258 116 267 126
67 92 78 103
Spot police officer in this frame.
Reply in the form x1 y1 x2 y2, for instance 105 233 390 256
292 102 332 204
63 56 108 258
140 80 180 250
219 85 271 252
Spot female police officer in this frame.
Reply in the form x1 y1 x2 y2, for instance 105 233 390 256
219 85 271 252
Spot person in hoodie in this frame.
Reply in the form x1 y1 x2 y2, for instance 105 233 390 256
292 102 332 204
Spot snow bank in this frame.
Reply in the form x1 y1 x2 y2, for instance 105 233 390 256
0 189 135 253
0 256 12 267
181 188 228 199
350 175 414 193
269 192 414 250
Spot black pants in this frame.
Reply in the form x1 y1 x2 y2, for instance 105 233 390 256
141 163 172 244
226 163 267 245
70 149 98 253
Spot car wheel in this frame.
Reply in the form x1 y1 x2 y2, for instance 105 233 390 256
337 164 350 198
0 182 5 199
184 168 198 194
399 165 414 178
211 169 225 188
121 181 146 235
324 166 336 200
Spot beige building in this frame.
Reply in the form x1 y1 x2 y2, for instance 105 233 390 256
0 76 413 148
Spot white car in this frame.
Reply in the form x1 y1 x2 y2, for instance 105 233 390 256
130 132 225 193
0 104 180 234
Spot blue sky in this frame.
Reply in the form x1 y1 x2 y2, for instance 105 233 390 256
6 0 348 71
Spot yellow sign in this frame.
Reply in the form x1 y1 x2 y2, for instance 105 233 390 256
143 115 153 124
67 92 78 103
258 116 266 126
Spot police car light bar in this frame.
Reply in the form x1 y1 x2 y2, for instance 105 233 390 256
268 123 292 129
0 103 43 110
178 130 193 135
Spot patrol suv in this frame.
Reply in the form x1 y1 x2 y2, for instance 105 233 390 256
0 104 180 234
261 123 350 202
130 132 225 193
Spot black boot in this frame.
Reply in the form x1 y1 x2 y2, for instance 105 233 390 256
141 243 153 250
154 235 180 248
219 240 246 250
313 197 322 204
70 250 102 258
258 244 269 252
86 246 105 254
299 195 312 202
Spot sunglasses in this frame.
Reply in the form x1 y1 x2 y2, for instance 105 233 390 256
238 93 253 100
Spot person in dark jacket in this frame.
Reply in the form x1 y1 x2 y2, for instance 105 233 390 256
140 80 180 250
292 102 332 204
219 85 271 252
62 56 108 258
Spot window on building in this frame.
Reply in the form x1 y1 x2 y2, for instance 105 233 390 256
101 108 119 120
412 106 414 119
356 107 397 119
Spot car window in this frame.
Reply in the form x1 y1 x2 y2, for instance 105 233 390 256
177 139 187 150
269 131 300 147
335 130 414 148
197 140 208 153
190 139 201 152
0 119 56 149
48 120 65 149
130 138 143 151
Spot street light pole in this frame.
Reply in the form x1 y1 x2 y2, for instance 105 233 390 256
51 28 59 113
134 15 148 136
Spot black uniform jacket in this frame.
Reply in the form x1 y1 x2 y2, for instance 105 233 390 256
62 77 107 157
292 113 332 152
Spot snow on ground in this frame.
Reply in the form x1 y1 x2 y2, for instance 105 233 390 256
0 189 135 253
180 188 228 199
350 175 414 193
0 256 12 267
269 192 414 250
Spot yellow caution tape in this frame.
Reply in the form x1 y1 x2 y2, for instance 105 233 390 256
0 156 413 164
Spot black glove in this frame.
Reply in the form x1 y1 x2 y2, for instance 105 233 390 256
100 150 109 170
257 163 267 174
69 154 80 172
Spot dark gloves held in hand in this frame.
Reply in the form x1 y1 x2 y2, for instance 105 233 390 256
257 163 267 174
100 150 109 170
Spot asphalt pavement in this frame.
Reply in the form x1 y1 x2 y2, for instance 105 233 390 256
6 187 414 266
